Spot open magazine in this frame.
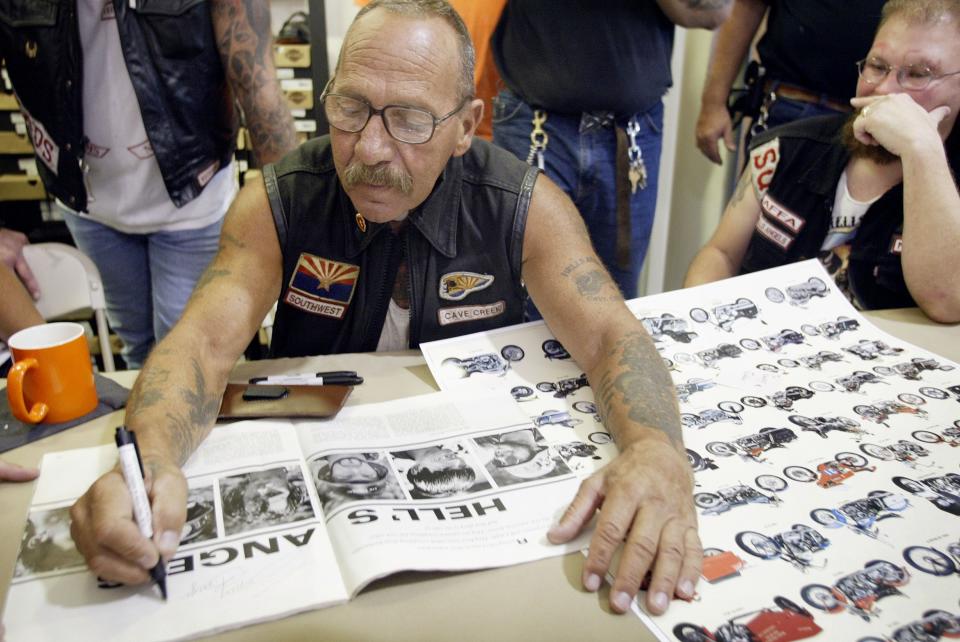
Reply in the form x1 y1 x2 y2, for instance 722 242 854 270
420 260 960 642
4 392 595 642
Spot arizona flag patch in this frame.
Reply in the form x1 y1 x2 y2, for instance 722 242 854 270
439 271 494 301
284 253 359 319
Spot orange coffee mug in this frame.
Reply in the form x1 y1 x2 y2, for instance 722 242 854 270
7 322 98 424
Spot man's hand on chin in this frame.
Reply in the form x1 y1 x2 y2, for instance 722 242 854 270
851 94 951 159
548 436 701 615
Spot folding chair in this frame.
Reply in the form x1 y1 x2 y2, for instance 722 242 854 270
21 242 116 371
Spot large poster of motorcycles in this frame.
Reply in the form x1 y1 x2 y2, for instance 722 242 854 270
420 260 960 642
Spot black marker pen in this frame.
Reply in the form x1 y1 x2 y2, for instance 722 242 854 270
115 426 168 600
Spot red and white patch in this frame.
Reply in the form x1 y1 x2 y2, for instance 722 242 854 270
756 217 794 251
20 104 59 175
127 140 154 160
889 235 902 254
760 194 805 233
749 138 780 196
437 300 506 326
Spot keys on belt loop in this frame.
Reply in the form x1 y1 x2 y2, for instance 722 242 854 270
526 109 548 170
750 91 777 139
626 116 647 194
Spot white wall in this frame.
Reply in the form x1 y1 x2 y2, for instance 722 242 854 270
662 29 730 292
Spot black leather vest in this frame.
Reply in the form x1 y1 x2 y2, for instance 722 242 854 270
0 0 236 211
739 114 955 310
264 136 538 357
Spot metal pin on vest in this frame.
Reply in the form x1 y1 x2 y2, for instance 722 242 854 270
355 213 367 232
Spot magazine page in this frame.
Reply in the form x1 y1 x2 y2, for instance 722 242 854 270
421 260 960 641
4 420 348 642
292 391 594 596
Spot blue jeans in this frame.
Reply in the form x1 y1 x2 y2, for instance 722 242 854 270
749 95 849 146
62 212 224 368
492 89 663 312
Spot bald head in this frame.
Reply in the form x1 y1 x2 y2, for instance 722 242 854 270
342 0 475 103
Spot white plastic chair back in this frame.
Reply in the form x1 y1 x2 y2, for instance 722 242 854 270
21 242 115 371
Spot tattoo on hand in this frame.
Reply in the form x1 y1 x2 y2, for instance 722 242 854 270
595 331 681 446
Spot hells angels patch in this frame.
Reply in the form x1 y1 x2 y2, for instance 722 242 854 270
749 138 780 197
283 253 359 319
439 271 494 301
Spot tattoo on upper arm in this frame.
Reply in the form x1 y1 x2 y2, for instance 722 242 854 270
594 331 681 446
211 0 296 163
562 256 623 303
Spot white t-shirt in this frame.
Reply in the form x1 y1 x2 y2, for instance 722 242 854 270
821 169 880 252
69 0 236 233
376 299 411 352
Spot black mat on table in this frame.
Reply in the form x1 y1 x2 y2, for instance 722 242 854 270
0 375 129 454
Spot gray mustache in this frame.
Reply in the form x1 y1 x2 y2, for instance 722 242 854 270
343 163 413 194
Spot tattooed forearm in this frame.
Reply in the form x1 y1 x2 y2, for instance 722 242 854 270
594 330 681 447
162 359 222 463
220 231 247 250
211 0 296 164
194 267 230 294
183 358 224 429
126 367 170 419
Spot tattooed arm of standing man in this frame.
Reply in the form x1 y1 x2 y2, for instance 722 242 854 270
655 0 733 29
70 181 282 584
211 0 297 165
522 176 701 616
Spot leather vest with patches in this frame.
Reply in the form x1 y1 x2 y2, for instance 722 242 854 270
741 114 929 310
264 136 538 357
0 0 236 211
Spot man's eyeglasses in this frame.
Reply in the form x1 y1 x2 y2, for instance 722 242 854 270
856 57 960 91
321 85 468 144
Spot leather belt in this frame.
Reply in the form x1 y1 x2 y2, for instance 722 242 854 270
763 80 851 113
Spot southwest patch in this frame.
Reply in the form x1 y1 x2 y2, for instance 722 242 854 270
889 235 902 254
760 194 805 233
756 217 794 251
438 300 505 326
284 253 359 319
439 271 494 301
749 138 780 196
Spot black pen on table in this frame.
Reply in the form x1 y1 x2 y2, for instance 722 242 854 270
115 426 168 600
248 371 364 386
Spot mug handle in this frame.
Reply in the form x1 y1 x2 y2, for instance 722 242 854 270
7 357 49 423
